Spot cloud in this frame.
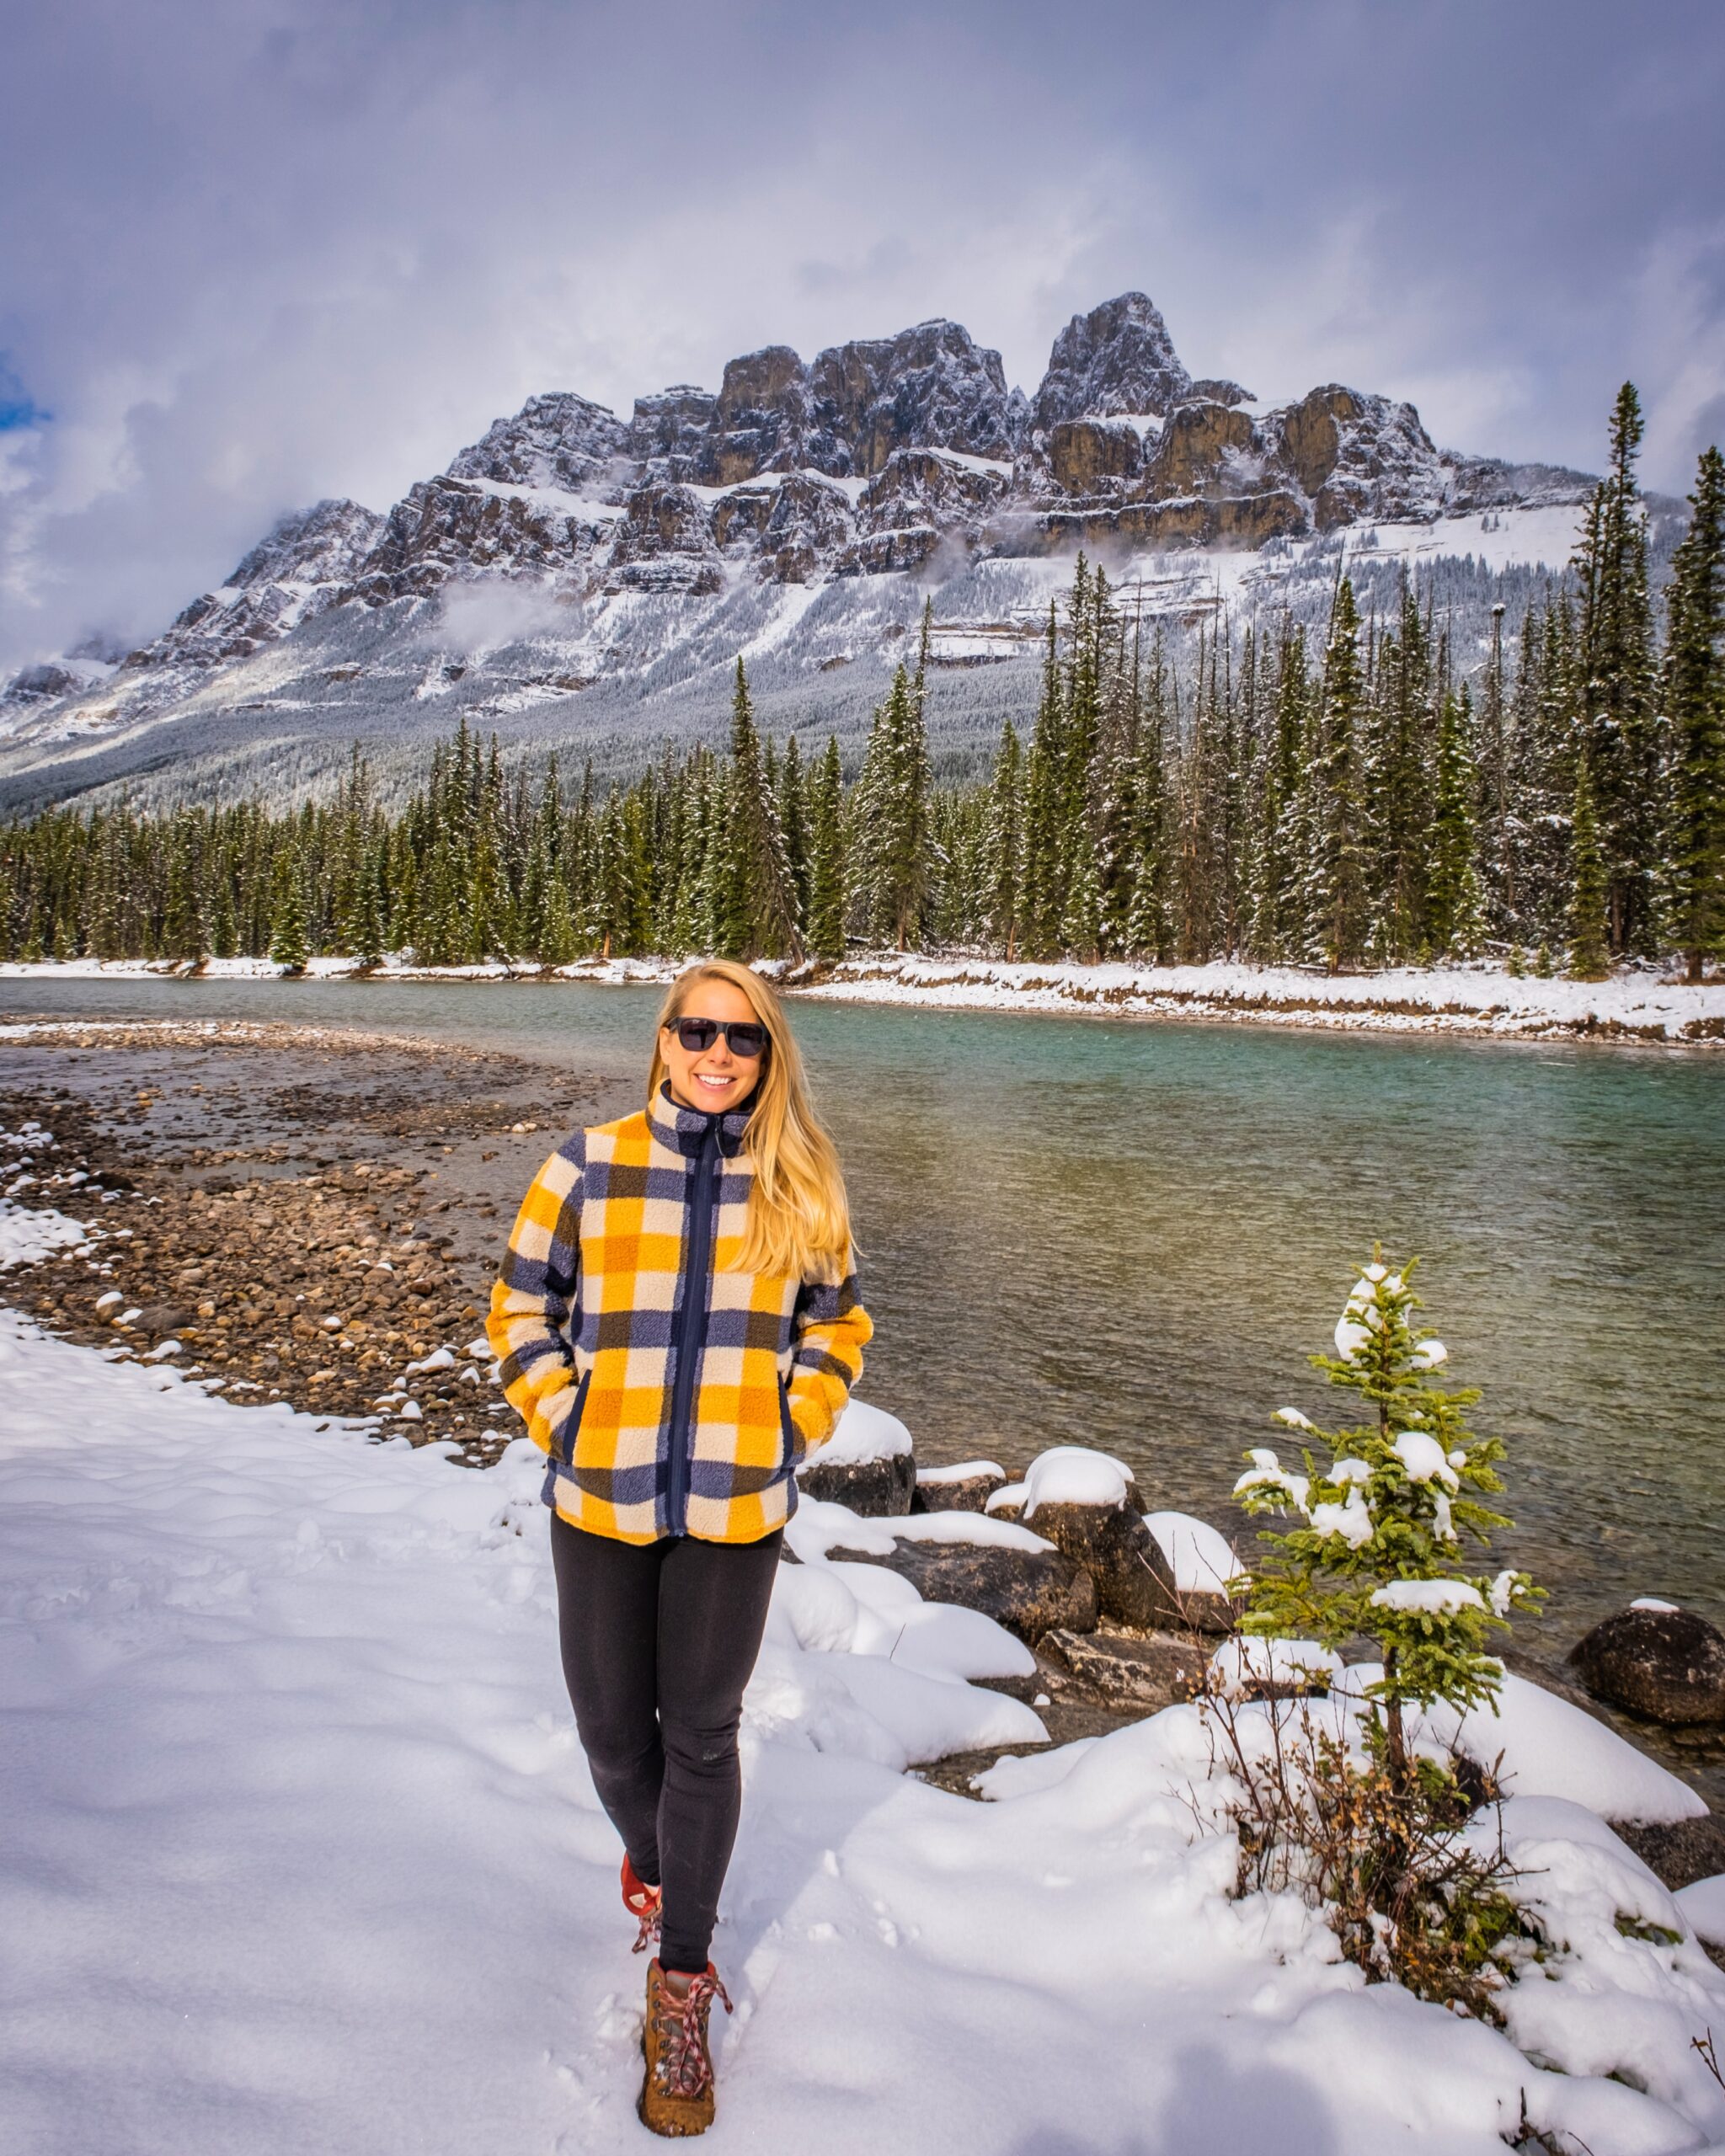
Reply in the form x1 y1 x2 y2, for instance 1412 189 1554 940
429 578 572 656
1 0 1722 673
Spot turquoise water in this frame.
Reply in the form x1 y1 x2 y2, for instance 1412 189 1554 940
6 975 1723 1640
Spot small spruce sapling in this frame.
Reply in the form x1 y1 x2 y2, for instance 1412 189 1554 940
1235 1253 1539 1790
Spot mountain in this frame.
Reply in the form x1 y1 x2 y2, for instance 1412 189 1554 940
0 292 1605 809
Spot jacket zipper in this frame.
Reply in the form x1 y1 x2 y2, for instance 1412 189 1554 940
665 1120 718 1537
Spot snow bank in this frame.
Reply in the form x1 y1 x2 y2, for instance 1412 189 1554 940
798 954 1725 1045
3 1309 1721 2156
1675 1874 1725 1947
1423 1669 1708 1826
1145 1510 1242 1593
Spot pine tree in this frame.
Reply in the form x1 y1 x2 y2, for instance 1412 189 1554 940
779 733 810 936
805 736 847 963
717 659 801 959
1663 445 1725 979
1567 749 1610 980
269 850 309 974
1425 687 1486 959
852 663 932 951
1236 1252 1537 1789
1306 579 1370 970
1574 384 1659 955
982 720 1023 958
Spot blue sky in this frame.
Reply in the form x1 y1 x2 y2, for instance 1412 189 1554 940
2 0 1722 671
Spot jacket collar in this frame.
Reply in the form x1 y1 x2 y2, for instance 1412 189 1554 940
649 1081 754 1160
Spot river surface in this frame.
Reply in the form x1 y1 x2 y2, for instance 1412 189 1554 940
5 976 1723 1650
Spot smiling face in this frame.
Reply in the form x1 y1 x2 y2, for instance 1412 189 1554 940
659 976 766 1115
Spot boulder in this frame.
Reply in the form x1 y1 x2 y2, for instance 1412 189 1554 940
828 1537 1097 1646
796 1397 916 1517
988 1446 1175 1628
1041 1628 1204 1712
797 1451 915 1516
912 1460 1006 1514
1141 1512 1246 1636
1017 1502 1176 1630
1568 1606 1725 1726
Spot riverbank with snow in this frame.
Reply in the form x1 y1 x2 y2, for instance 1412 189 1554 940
4 1303 1725 2155
4 950 1722 1044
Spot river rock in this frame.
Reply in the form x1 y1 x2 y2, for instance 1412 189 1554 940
1019 1501 1178 1630
1042 1628 1203 1711
827 1537 1097 1646
795 1396 916 1517
1568 1605 1725 1726
1140 1512 1247 1637
911 1460 1006 1514
797 1452 916 1516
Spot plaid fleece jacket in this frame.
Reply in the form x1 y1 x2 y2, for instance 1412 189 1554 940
489 1086 871 1545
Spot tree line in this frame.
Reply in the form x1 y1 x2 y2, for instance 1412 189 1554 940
3 386 1720 981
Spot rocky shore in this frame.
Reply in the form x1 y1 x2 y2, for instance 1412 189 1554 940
0 1016 625 1462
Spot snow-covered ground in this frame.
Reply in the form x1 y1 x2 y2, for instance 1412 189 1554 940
3 952 1722 1044
802 955 1725 1044
4 1294 1724 2155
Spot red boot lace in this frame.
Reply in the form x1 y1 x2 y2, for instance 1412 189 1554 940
622 1859 662 1955
656 1969 734 2099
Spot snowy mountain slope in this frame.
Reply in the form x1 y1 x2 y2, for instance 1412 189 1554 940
0 291 1611 809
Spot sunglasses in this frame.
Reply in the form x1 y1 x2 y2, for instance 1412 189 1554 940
669 1016 769 1059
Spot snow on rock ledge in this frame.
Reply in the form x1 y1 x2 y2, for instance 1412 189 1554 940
795 1398 916 1516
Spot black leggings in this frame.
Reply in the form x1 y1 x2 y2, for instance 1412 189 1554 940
550 1513 782 1976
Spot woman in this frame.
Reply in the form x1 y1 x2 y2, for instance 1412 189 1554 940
489 960 870 2137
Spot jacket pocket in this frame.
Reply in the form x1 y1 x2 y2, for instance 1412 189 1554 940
777 1380 803 1471
558 1370 591 1467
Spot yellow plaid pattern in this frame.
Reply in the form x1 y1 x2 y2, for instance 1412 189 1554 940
489 1089 871 1545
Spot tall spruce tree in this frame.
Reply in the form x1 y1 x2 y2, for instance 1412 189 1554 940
1574 384 1659 955
805 736 847 963
1567 750 1610 980
1425 687 1486 958
1663 445 1725 979
1307 578 1370 970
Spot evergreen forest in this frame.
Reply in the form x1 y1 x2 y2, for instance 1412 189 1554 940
4 388 1722 983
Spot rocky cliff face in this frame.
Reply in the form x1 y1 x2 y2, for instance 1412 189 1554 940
4 291 1599 746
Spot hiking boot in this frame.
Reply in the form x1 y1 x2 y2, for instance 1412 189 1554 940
638 1958 733 2138
622 1854 662 1956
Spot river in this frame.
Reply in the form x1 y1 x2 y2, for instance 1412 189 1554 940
4 975 1722 1652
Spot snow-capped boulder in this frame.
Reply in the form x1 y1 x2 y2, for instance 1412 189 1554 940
912 1460 1007 1515
987 1446 1176 1630
1141 1511 1246 1636
795 1397 916 1516
826 1534 1098 1646
1568 1605 1725 1726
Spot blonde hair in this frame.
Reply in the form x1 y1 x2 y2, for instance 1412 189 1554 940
649 961 854 1283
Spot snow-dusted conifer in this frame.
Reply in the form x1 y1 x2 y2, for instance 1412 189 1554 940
1664 445 1725 980
1235 1252 1536 1789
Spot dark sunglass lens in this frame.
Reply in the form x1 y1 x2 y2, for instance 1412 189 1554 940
676 1018 719 1051
726 1023 767 1059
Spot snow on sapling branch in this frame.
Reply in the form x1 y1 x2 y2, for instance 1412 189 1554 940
1234 1251 1540 1788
